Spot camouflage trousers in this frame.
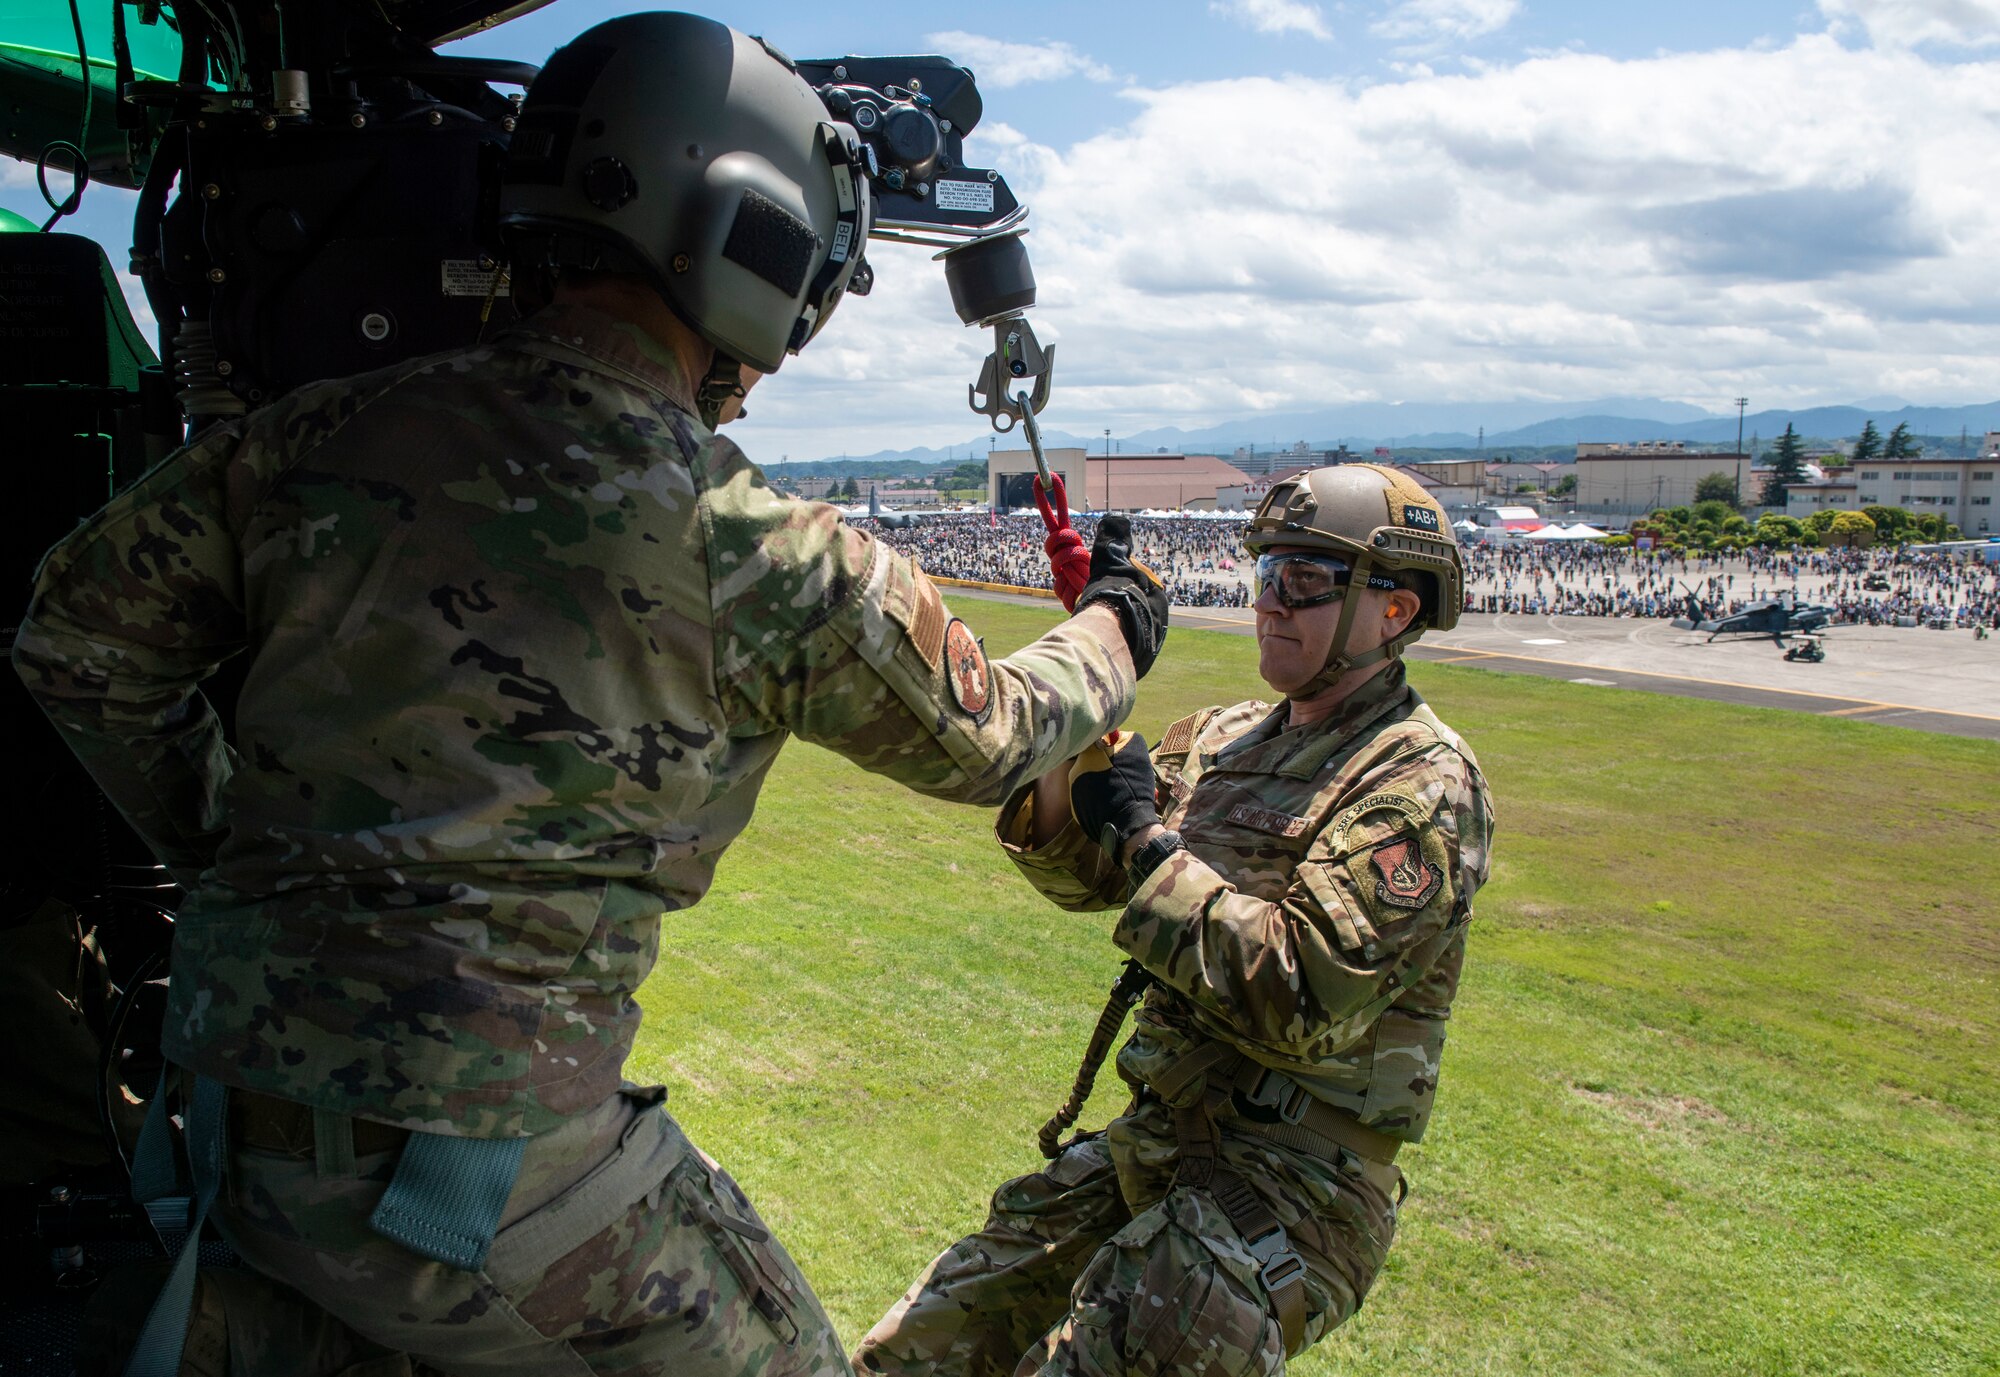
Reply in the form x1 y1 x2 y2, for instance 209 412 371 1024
853 1102 1400 1377
193 1084 846 1377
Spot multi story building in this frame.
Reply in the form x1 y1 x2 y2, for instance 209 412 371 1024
1485 461 1568 497
1851 456 1996 534
1230 442 1357 476
1397 457 1485 508
1785 481 1857 518
1573 443 1752 515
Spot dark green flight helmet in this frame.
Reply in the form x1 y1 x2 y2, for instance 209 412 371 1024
499 12 872 382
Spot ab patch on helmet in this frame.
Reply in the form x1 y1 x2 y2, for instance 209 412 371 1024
1401 504 1441 532
944 619 990 718
1369 834 1443 910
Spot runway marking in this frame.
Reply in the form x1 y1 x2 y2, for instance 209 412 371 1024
1409 644 2000 724
1570 678 1618 687
1522 638 1567 645
1824 704 1890 717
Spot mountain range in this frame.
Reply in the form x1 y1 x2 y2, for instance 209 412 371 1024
765 398 2000 473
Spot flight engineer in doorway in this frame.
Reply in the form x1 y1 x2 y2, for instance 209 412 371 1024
12 13 1168 1376
857 464 1496 1377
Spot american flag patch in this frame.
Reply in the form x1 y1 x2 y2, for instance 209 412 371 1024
1226 804 1309 838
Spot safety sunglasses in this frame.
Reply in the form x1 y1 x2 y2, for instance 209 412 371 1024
1255 553 1401 608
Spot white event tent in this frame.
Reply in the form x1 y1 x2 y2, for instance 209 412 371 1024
1524 523 1611 541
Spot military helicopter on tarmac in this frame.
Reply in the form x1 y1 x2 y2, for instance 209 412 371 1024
0 0 1065 1363
1670 584 1836 643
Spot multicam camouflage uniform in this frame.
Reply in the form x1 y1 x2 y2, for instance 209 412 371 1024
12 302 1136 1375
856 661 1493 1377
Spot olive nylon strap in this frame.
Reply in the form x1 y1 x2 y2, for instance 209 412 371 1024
1038 960 1154 1159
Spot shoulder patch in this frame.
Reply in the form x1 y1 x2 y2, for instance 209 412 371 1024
1369 834 1444 910
1331 792 1429 835
944 619 990 718
1159 711 1202 758
907 569 948 672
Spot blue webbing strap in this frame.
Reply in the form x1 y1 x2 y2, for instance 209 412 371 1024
127 1085 182 1204
124 1075 227 1377
369 1131 528 1271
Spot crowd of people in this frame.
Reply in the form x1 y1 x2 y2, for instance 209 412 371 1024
863 512 1253 608
856 511 2000 629
1461 542 2000 629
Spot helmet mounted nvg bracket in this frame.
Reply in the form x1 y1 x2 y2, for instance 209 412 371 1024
495 14 1052 430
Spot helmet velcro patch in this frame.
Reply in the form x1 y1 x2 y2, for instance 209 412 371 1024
723 190 822 296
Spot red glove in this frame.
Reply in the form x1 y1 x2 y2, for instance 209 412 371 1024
1033 473 1093 611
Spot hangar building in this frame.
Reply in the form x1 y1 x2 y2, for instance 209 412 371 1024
988 448 1251 512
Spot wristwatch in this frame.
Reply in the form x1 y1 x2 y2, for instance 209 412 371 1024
1126 829 1186 886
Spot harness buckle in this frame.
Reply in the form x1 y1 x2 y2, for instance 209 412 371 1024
1242 1222 1305 1293
1243 1067 1313 1125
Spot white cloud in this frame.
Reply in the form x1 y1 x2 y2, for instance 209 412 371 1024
922 32 1115 88
1372 0 1522 44
1209 0 1333 41
730 36 2000 460
1819 0 2000 49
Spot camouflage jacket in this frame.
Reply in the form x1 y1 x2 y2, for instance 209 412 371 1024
12 304 1135 1137
998 663 1492 1143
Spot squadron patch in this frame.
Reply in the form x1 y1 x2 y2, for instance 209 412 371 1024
944 619 990 718
1369 834 1443 910
1226 803 1310 838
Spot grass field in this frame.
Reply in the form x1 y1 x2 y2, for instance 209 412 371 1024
629 600 1999 1376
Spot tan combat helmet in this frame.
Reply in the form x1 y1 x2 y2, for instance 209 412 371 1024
1243 463 1465 696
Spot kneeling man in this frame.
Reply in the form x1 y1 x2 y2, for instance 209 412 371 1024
856 465 1495 1377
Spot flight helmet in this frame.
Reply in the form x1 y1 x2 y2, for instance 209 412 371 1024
498 13 872 416
1243 463 1465 696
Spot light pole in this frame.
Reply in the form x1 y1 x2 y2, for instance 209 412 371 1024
1104 428 1112 512
1734 397 1748 507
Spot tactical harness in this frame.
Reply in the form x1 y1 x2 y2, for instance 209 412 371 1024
1037 963 1405 1357
122 1076 542 1377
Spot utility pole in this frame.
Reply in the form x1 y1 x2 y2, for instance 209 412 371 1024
1735 397 1748 506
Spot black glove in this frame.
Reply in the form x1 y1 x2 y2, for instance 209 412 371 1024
1075 515 1170 677
1069 733 1161 860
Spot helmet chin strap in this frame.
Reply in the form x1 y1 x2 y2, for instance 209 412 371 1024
695 354 748 429
1287 553 1425 701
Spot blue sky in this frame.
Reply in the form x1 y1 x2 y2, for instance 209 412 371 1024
442 2 1980 151
7 1 1999 460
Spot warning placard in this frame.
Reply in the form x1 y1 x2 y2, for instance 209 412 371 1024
441 260 509 297
934 180 997 214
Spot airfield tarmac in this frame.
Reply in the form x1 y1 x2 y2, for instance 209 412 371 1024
952 589 2000 740
1181 606 2000 740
